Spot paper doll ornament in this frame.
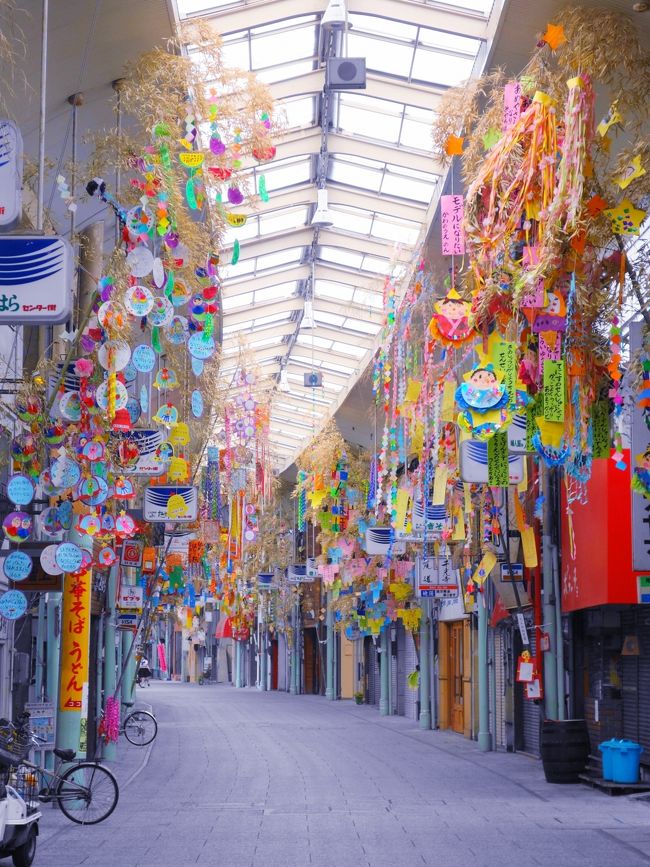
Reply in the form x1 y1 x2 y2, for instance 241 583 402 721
455 362 511 440
428 289 474 346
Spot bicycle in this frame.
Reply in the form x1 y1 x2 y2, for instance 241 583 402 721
120 702 157 746
20 745 119 826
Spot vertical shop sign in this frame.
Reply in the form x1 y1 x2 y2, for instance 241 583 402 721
59 570 92 712
440 195 465 255
630 321 650 570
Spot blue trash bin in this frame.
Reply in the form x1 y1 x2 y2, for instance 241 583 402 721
611 741 644 784
598 739 620 781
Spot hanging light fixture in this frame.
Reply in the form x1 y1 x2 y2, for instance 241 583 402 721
311 188 333 228
302 299 315 329
321 0 347 30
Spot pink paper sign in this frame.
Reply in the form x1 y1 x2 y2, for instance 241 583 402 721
522 277 545 308
441 195 465 256
503 82 522 130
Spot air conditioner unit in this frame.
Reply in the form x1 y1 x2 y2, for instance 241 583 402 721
326 57 366 90
304 371 323 388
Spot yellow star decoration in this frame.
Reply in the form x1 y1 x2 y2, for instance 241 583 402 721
542 23 566 50
597 102 623 138
613 156 646 191
482 127 501 150
535 416 565 449
444 134 464 156
604 198 647 236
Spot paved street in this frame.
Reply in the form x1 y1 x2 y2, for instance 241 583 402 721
31 683 650 867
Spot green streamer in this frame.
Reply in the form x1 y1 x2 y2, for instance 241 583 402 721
258 175 269 203
186 174 198 210
231 239 240 265
165 270 174 301
203 313 214 342
151 326 161 354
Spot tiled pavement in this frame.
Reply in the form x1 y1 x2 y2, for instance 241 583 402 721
31 682 650 867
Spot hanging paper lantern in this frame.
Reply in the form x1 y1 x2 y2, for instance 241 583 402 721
15 395 41 423
3 511 32 543
112 407 132 432
227 186 244 205
97 547 117 568
115 513 136 539
76 513 101 537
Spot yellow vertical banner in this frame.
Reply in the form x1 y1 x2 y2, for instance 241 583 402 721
59 570 92 713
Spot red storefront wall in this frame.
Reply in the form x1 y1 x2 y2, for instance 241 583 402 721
561 451 639 612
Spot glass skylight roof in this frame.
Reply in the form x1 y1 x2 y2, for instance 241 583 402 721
177 0 498 466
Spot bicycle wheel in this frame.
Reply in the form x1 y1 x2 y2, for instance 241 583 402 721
56 762 119 825
123 710 157 746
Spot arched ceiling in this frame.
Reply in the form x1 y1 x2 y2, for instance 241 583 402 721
173 0 508 469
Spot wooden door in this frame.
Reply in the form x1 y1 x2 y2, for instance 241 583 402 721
450 621 464 734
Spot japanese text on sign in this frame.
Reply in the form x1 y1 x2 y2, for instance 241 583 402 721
440 195 465 256
488 430 510 487
502 81 522 130
59 570 91 712
543 359 565 422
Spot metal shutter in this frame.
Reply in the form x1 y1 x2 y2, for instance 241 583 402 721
622 609 650 759
403 629 419 721
391 638 398 714
396 627 419 720
366 638 381 706
521 626 541 756
396 626 406 716
495 629 506 749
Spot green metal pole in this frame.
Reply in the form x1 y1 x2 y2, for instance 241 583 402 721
541 465 558 719
325 591 335 700
379 629 389 716
419 600 431 730
103 566 118 761
290 600 298 695
259 621 268 691
121 630 136 713
44 592 60 770
235 640 243 688
34 595 46 702
477 593 491 752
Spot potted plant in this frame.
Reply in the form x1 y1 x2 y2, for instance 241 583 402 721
354 691 364 705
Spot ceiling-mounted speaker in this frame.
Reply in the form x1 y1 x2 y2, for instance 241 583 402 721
304 371 323 388
326 57 366 90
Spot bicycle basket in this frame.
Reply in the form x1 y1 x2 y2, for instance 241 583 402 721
0 724 31 767
8 767 39 815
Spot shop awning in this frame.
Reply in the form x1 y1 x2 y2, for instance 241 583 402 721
215 617 233 639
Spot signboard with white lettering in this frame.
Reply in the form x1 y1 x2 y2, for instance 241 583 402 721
117 585 143 611
415 557 459 598
0 236 72 323
143 486 198 523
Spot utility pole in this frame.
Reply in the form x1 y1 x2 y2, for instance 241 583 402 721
325 591 335 700
379 629 389 716
419 599 431 730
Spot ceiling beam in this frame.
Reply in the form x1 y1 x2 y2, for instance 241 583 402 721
222 266 310 297
271 130 442 175
312 296 383 324
235 183 427 223
270 69 444 112
221 322 297 348
222 263 382 296
222 296 303 326
205 0 489 41
287 343 356 372
223 226 412 262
